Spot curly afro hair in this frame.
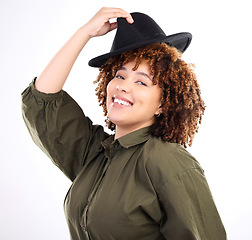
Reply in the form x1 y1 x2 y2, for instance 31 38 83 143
94 42 205 147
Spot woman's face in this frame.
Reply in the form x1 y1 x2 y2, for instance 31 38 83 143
106 60 162 134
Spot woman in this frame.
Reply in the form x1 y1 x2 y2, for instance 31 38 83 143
21 7 226 240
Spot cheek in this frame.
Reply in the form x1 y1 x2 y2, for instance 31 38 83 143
153 87 162 104
106 80 115 107
107 79 116 95
142 88 162 107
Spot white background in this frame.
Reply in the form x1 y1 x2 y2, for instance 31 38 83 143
1 0 251 239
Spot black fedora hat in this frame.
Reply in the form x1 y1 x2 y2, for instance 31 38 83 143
88 12 192 67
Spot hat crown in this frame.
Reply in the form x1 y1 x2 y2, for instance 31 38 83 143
111 12 166 51
88 12 192 67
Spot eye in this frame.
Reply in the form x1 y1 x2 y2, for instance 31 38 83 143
136 80 147 86
115 75 124 80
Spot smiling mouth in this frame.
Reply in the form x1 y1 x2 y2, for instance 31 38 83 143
112 97 133 107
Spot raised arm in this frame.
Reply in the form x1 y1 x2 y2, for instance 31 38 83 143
35 7 133 93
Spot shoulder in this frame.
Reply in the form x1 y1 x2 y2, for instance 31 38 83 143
142 136 203 188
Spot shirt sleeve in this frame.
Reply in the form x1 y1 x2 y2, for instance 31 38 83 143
21 79 109 181
147 143 227 240
158 168 226 239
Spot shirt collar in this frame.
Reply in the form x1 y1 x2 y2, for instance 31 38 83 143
117 127 151 148
101 127 151 150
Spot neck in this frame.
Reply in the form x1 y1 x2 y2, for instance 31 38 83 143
114 127 130 140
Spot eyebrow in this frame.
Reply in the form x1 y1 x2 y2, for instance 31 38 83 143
119 66 152 80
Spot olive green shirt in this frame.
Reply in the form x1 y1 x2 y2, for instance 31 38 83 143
21 80 226 240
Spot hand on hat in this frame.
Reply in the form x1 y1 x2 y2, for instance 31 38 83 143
84 7 134 38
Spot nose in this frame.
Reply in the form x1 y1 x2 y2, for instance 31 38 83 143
116 80 130 93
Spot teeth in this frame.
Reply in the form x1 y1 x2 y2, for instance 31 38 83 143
114 98 132 106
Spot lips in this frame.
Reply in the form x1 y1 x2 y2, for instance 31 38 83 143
112 95 133 107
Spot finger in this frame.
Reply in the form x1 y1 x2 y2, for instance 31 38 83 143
102 7 134 24
125 14 134 24
109 22 118 32
114 9 134 24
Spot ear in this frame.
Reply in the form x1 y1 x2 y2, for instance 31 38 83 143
155 104 163 116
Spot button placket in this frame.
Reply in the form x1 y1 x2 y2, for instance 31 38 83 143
110 140 120 159
81 157 112 239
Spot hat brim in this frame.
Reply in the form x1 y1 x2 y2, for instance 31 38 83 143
88 32 192 67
